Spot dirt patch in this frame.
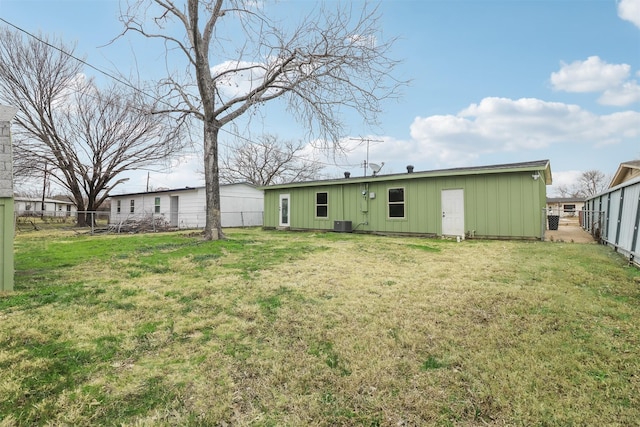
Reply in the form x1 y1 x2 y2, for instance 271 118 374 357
545 217 595 243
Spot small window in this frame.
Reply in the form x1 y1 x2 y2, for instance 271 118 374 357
563 204 576 213
116 200 121 213
316 192 328 218
154 197 161 214
130 199 135 213
388 188 405 218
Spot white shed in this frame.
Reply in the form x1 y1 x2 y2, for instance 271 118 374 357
109 183 263 229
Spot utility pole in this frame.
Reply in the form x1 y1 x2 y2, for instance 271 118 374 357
40 162 48 219
349 137 383 176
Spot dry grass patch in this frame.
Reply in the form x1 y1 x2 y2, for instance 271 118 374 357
1 229 638 426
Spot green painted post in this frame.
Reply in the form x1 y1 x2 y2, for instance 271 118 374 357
0 106 18 292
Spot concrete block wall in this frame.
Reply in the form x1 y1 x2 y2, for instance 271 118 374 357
0 119 13 197
0 105 17 292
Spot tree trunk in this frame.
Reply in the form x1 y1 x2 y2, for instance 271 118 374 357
203 121 224 240
75 198 89 227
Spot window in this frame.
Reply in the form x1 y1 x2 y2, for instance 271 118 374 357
116 200 121 213
154 197 161 214
563 204 576 213
130 199 135 213
388 188 405 218
316 192 328 218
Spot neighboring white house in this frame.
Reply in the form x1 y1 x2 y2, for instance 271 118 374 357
109 183 264 228
546 197 585 217
14 196 76 217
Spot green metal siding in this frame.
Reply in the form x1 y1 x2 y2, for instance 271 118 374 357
0 198 14 291
263 169 547 238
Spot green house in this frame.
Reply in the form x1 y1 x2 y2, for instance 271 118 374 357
261 160 552 240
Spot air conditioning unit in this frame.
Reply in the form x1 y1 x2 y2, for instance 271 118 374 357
333 220 353 233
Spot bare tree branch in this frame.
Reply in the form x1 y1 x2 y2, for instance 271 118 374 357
557 170 610 198
220 134 324 186
119 0 406 239
0 28 186 225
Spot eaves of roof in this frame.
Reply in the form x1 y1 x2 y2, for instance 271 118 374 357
260 159 552 190
609 160 640 188
109 182 257 198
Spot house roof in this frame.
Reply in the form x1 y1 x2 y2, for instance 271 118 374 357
547 197 585 204
109 182 257 198
14 196 75 205
609 160 640 188
261 159 552 190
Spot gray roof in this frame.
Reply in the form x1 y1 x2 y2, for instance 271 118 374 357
109 182 256 198
547 197 585 203
261 159 552 190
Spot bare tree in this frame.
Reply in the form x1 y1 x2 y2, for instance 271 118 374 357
220 134 324 186
0 28 185 225
555 183 582 198
119 0 404 240
557 170 609 198
577 170 609 197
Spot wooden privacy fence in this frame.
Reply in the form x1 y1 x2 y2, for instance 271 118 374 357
583 176 640 267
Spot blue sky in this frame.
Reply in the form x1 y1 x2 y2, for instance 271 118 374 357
1 0 639 195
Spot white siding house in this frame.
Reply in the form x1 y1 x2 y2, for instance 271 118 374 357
109 183 264 229
14 196 76 217
546 197 585 217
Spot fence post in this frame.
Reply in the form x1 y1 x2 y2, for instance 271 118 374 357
91 211 95 235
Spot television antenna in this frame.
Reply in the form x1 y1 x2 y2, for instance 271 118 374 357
349 137 383 176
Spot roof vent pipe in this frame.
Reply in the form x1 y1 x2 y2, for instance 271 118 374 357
407 165 414 173
344 171 351 178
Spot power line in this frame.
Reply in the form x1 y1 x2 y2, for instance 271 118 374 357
0 17 364 172
0 17 158 104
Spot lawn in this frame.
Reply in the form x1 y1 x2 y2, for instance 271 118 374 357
1 228 639 426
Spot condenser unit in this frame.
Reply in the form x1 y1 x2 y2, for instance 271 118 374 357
333 220 353 233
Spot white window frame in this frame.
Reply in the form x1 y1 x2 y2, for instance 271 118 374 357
388 187 405 219
315 191 328 218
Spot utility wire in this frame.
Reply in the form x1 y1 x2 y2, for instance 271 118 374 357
0 17 364 171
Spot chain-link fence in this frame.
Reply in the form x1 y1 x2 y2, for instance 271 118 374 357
15 210 263 235
14 211 111 234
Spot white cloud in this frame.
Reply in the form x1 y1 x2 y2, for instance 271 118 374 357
407 97 640 165
114 154 203 194
550 56 640 106
550 56 630 93
599 80 640 106
548 170 583 196
313 97 639 176
210 60 268 100
618 0 640 28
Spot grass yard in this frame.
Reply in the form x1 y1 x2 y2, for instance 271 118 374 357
1 228 639 426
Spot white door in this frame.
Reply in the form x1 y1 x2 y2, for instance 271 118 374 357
170 196 179 227
441 189 464 236
279 194 290 227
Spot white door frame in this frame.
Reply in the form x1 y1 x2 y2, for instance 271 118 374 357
279 193 290 227
441 189 465 237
